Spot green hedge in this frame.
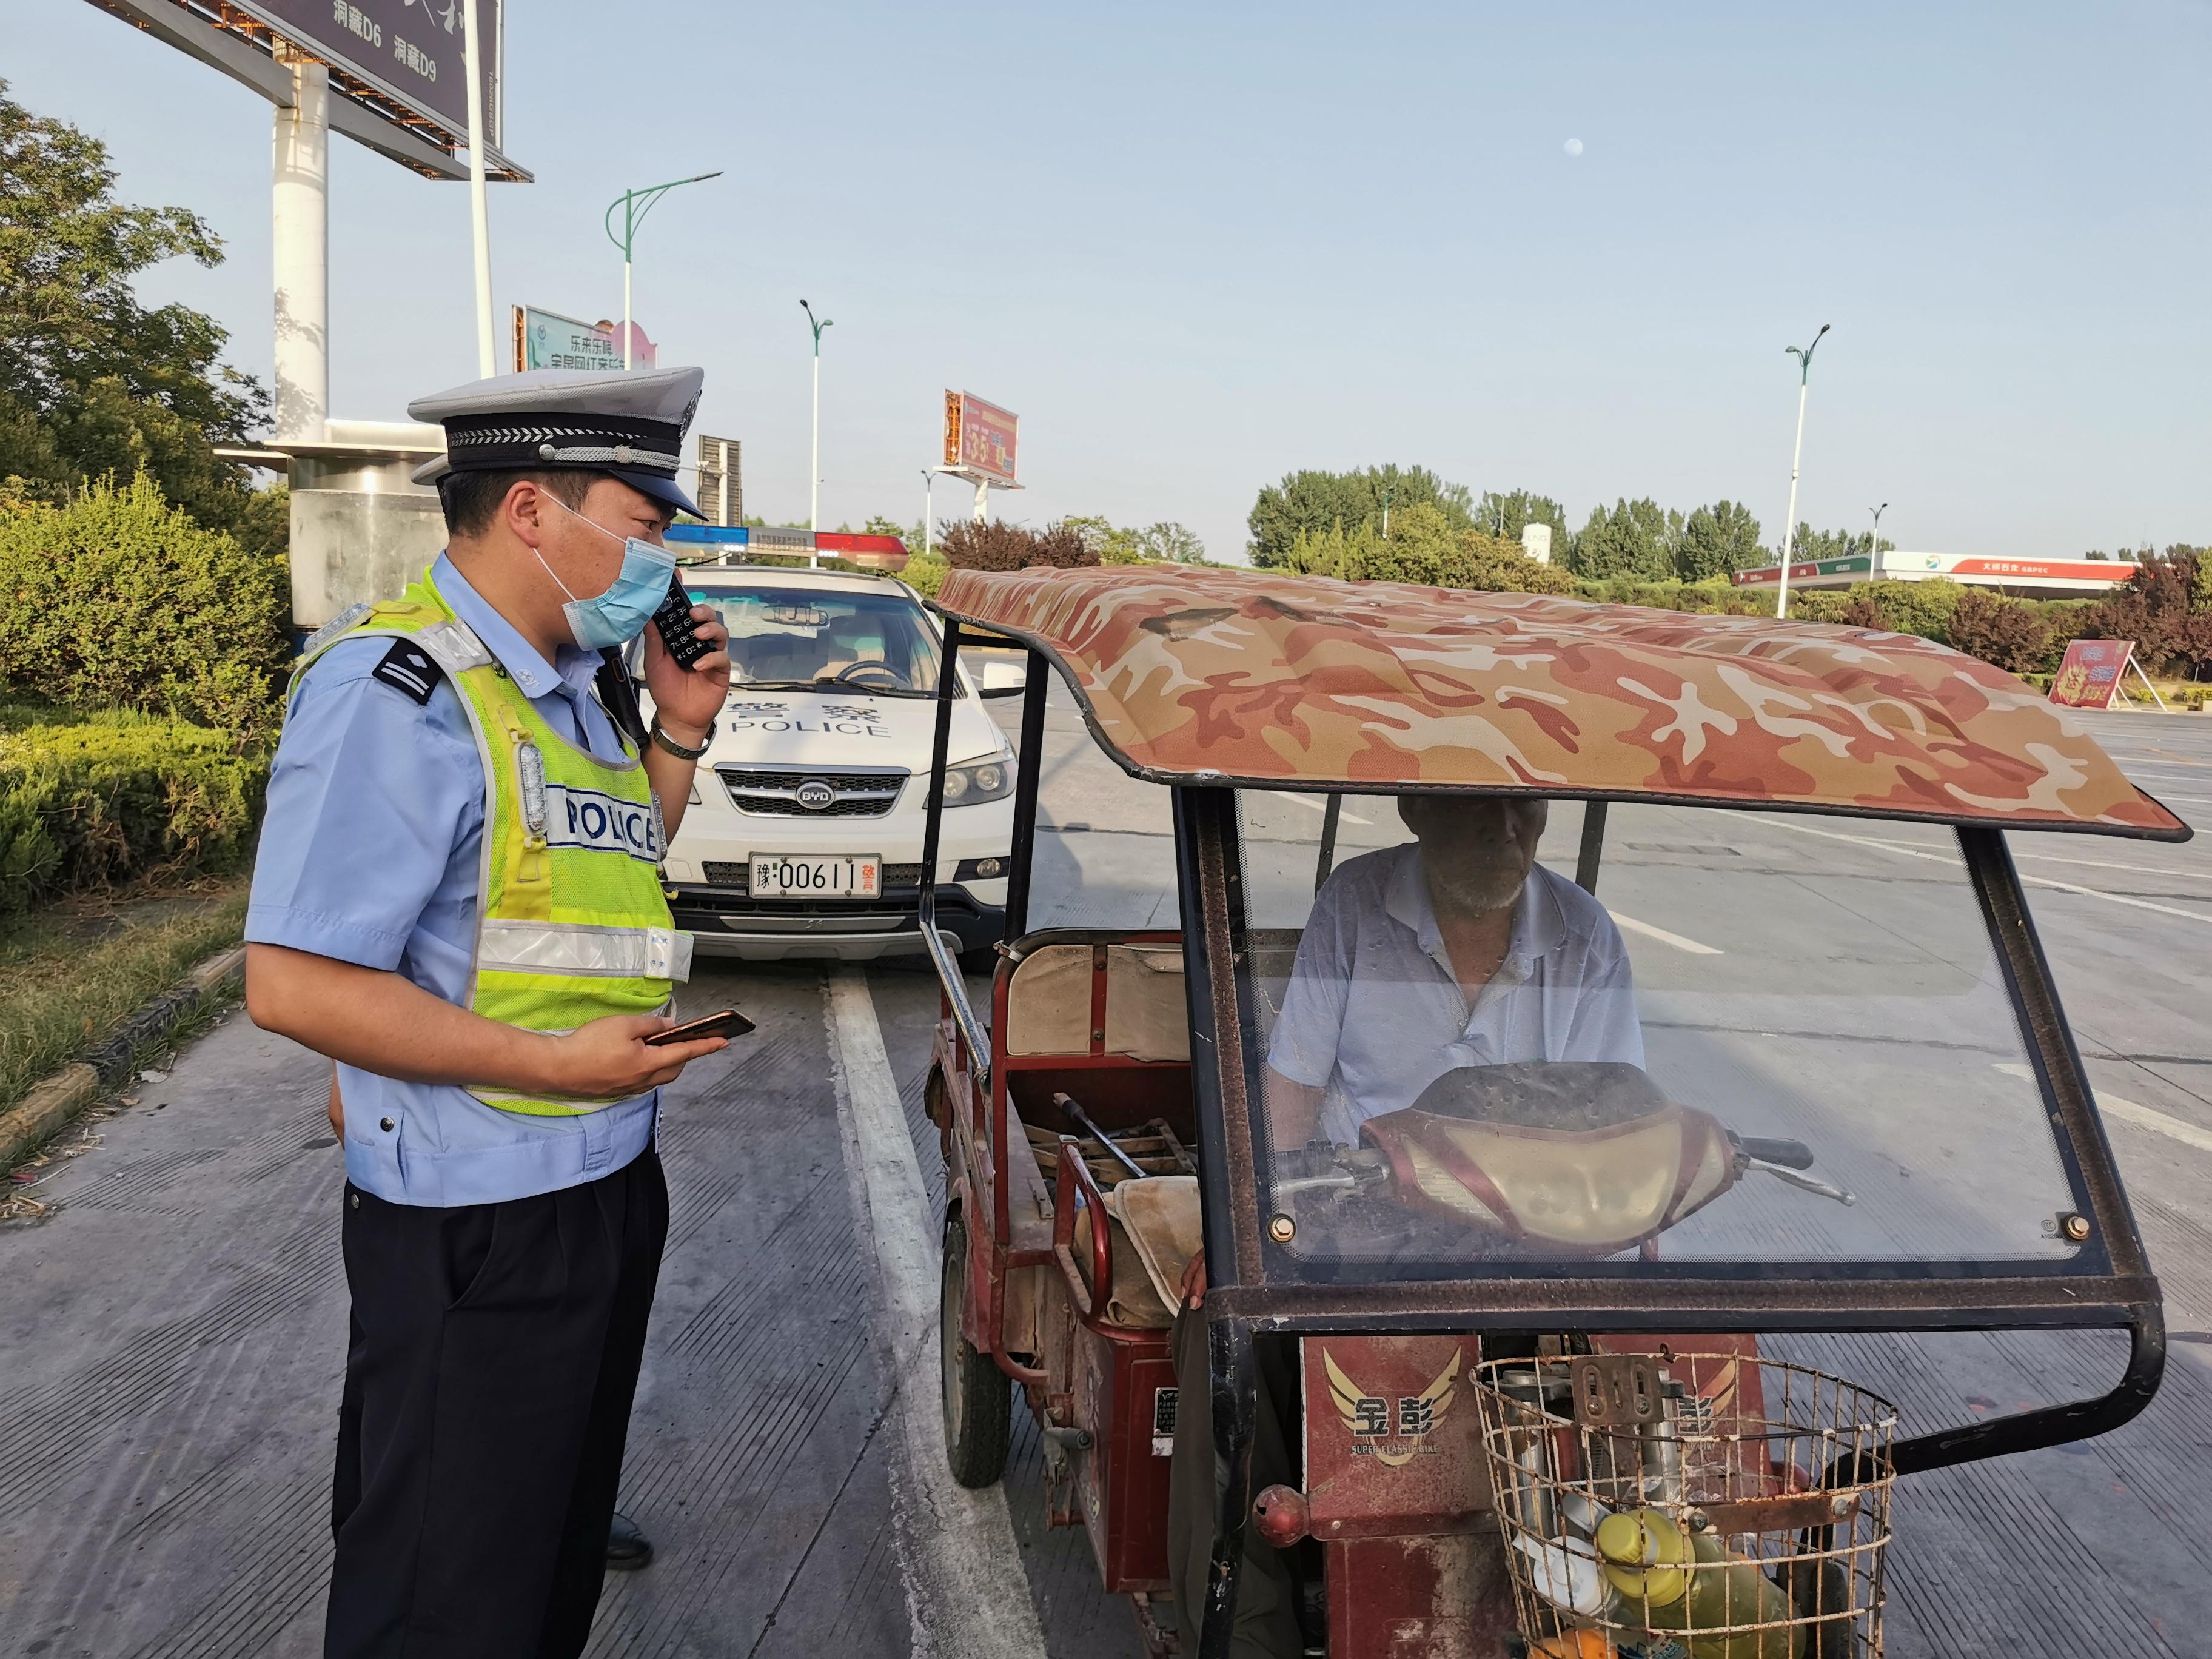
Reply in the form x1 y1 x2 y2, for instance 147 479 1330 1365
0 474 292 746
0 707 267 917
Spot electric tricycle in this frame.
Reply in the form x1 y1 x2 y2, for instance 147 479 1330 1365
913 565 2181 1658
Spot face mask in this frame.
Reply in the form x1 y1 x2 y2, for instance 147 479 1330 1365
536 494 677 649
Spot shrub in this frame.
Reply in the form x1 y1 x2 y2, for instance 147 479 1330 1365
1945 589 2054 675
0 706 267 916
1826 578 1966 644
899 555 950 600
2077 547 2212 679
0 474 290 745
936 518 1099 572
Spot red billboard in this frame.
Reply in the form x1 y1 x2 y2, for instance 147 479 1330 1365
943 391 1019 483
2049 639 2136 710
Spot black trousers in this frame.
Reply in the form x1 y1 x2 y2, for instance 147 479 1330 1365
1166 1305 1305 1659
325 1149 669 1659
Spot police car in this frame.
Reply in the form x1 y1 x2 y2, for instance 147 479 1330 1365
640 551 1021 963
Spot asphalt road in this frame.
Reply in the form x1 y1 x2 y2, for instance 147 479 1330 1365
5 690 2212 1657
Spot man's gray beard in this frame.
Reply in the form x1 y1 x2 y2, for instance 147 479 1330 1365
1435 865 1527 919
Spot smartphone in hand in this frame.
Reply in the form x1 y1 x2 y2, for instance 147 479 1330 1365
644 1008 755 1047
652 577 714 671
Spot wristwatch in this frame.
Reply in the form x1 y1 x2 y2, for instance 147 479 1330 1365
649 717 714 760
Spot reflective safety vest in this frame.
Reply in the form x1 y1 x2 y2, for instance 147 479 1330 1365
290 567 691 1115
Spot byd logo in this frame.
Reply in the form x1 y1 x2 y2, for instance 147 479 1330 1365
794 779 838 811
544 785 660 862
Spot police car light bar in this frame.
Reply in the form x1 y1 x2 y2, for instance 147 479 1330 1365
665 525 908 565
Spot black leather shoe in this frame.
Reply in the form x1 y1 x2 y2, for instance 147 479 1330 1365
606 1510 653 1571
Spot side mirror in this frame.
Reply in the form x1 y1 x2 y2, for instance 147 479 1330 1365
977 657 1028 699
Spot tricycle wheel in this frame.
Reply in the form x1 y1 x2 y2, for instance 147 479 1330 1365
941 1211 1011 1487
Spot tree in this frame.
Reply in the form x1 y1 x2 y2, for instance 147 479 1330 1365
1675 500 1765 581
936 518 1098 572
1567 498 1680 580
1061 514 1207 565
1784 525 1895 564
1473 489 1569 549
1246 464 1472 566
0 82 279 552
2080 546 2212 679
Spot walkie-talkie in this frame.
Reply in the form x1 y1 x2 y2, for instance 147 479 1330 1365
651 575 712 670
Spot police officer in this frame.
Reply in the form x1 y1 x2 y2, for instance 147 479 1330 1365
244 366 734 1658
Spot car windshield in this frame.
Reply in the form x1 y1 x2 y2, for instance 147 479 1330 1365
1230 791 2083 1281
688 581 946 697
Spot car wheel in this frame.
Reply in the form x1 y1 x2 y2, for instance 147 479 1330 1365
941 1210 1011 1487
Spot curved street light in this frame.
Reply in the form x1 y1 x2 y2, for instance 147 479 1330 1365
1772 323 1831 618
802 299 834 540
1869 501 1889 568
603 172 723 369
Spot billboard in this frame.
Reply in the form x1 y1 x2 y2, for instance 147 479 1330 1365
943 391 1019 483
512 307 654 373
695 436 741 527
2049 640 2136 711
227 0 503 153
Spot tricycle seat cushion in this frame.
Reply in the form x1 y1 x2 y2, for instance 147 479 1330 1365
1072 1207 1174 1329
1111 1175 1202 1310
1070 1176 1203 1330
1005 942 1190 1062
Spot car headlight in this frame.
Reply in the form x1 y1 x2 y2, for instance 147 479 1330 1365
939 752 1014 806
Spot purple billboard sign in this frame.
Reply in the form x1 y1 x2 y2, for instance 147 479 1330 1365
229 0 501 150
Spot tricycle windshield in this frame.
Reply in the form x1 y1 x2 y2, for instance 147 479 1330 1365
1230 791 2085 1277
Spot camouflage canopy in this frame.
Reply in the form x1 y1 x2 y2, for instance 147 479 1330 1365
935 565 2187 839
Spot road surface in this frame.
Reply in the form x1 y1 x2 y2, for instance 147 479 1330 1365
4 689 2211 1657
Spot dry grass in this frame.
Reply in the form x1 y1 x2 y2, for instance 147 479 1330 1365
0 877 248 1116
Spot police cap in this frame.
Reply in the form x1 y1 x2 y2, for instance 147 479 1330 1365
409 364 706 521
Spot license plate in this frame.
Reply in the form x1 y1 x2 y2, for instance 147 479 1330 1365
750 854 882 897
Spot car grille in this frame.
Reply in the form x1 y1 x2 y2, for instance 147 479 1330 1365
716 767 907 817
700 861 927 894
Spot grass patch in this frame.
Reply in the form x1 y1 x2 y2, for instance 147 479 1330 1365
0 876 248 1117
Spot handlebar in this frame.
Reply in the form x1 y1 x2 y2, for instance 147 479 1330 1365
1734 1136 1816 1170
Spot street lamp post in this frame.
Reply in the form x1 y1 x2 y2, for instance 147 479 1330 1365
1772 323 1831 620
602 172 723 370
801 300 833 549
921 468 936 561
1869 501 1889 568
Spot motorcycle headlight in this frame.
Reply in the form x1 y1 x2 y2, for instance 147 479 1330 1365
940 753 1014 806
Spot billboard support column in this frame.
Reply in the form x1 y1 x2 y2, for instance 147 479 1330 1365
462 0 496 376
271 48 329 443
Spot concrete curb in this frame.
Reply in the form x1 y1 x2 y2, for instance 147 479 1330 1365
0 944 246 1172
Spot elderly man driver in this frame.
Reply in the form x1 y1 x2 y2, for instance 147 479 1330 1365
1167 793 1644 1659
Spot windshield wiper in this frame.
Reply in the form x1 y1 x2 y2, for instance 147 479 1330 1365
728 678 934 697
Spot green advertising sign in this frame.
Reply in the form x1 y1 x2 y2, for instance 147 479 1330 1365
511 306 653 373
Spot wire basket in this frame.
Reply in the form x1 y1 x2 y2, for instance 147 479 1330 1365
1471 1352 1897 1659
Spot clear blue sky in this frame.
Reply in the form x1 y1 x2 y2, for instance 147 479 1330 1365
14 1 2211 561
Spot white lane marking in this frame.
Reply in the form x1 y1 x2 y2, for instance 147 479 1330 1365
1994 1062 2212 1157
1760 818 2212 927
1610 912 1724 955
2009 850 2212 882
1282 793 1375 827
824 970 1047 1659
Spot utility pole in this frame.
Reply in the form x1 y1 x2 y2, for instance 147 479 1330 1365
603 172 723 370
1773 323 1831 620
802 298 833 551
461 0 494 375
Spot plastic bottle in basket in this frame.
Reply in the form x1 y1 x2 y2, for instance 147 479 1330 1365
1592 1509 1802 1659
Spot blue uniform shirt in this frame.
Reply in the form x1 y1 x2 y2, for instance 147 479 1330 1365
1267 846 1644 1147
246 553 659 1207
